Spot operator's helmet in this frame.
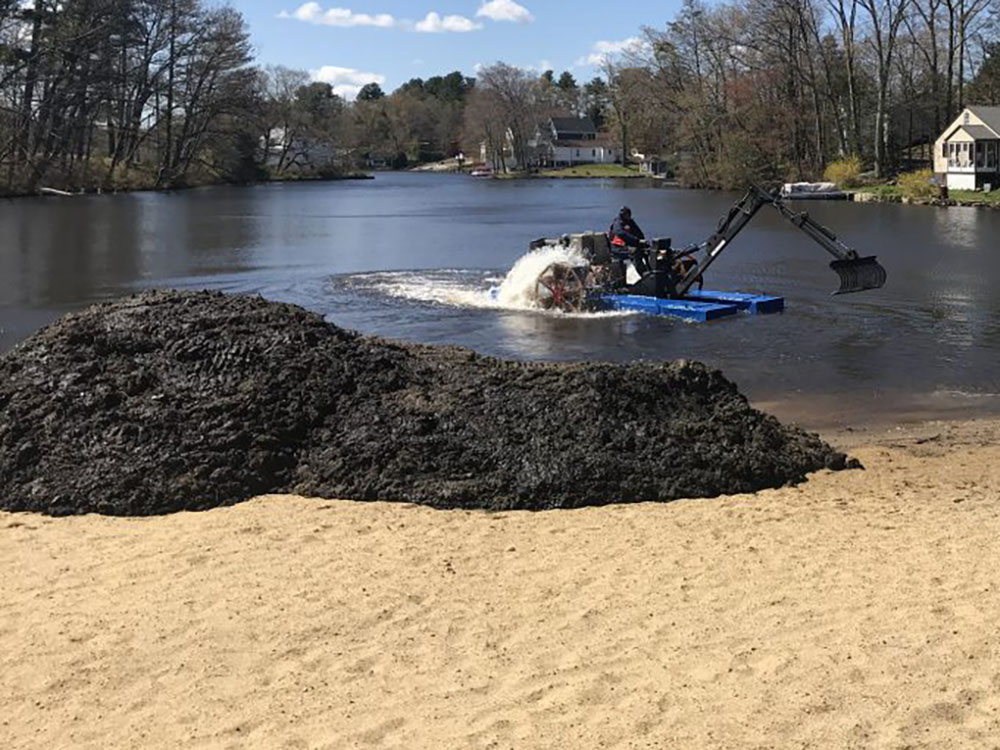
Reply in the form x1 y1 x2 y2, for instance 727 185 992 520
619 206 632 218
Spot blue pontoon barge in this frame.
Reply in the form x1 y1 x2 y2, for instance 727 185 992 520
600 290 784 322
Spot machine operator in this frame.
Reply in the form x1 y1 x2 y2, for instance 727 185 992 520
609 206 650 275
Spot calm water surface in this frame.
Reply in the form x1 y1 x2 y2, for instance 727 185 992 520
2 172 999 427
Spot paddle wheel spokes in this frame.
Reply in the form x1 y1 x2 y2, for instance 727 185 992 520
535 262 591 312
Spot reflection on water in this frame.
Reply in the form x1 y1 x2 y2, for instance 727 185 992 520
932 204 988 250
2 173 1000 426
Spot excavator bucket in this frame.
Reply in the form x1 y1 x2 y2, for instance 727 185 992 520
829 256 887 295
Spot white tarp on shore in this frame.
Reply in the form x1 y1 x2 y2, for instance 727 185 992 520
781 181 842 196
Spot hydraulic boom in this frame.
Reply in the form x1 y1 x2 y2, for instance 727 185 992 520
674 185 887 296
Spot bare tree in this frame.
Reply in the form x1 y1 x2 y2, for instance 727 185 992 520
859 0 910 177
827 0 863 154
262 66 310 171
0 0 258 193
476 62 538 170
463 87 507 172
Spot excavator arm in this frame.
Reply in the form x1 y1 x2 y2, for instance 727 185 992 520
673 185 887 296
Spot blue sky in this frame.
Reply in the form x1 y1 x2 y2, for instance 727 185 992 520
237 0 686 98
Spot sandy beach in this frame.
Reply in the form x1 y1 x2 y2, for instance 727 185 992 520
2 417 999 749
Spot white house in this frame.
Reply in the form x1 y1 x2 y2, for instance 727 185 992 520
481 116 621 170
264 126 338 172
549 137 619 166
934 106 1000 191
540 117 620 167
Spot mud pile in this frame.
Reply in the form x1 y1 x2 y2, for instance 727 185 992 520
0 291 856 516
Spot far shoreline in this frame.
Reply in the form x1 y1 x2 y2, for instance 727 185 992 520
7 167 1000 211
848 188 1000 209
0 171 375 202
417 160 1000 209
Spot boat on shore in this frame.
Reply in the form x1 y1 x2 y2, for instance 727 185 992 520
780 181 848 200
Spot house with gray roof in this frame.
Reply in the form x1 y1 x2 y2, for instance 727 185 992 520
934 106 1000 190
535 116 620 167
481 116 621 171
548 117 598 141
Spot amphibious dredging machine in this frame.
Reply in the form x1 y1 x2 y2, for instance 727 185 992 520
527 184 887 321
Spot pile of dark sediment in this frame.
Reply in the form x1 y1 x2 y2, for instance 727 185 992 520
0 290 857 516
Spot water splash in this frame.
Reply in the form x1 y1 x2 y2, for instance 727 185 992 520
331 245 632 318
494 244 589 308
344 270 500 308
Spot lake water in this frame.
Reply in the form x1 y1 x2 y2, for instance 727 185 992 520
2 172 998 428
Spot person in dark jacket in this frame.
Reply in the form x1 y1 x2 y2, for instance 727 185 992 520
608 206 649 276
609 206 645 246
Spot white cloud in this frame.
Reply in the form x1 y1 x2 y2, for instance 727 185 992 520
414 11 482 33
311 65 386 99
519 58 552 73
476 0 534 23
278 4 491 34
576 37 647 67
278 3 395 28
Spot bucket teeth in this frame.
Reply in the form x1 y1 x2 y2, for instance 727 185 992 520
830 256 887 295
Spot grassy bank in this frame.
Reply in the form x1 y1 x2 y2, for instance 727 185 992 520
493 164 645 179
949 189 1000 205
536 164 644 179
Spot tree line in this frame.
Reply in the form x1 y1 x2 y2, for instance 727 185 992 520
1 0 259 194
2 0 999 196
617 0 1000 187
0 0 606 196
462 0 1000 187
466 0 1000 186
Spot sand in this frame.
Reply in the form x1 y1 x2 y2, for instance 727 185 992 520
2 417 999 749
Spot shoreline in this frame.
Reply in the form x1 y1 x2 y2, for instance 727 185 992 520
849 190 1000 209
0 172 374 202
753 390 1000 434
482 168 1000 207
10 168 999 210
2 414 997 747
499 168 651 180
484 170 1000 207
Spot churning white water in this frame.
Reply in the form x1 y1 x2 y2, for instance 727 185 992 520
337 244 622 316
349 270 499 308
331 245 640 322
494 245 589 308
